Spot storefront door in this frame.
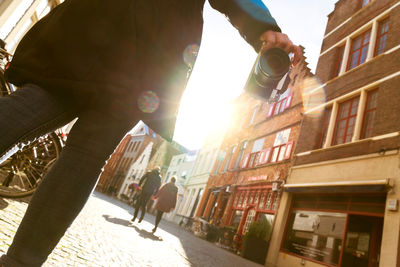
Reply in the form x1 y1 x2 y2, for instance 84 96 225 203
341 215 383 267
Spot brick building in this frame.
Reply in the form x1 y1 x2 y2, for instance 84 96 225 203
96 121 161 195
196 47 312 244
266 1 400 267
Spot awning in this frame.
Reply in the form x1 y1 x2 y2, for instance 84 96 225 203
283 179 393 193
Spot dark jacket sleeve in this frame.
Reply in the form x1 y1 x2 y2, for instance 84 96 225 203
153 178 161 195
209 0 281 52
139 173 149 187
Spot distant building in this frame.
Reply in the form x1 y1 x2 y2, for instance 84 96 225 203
97 121 161 195
178 132 224 221
163 151 197 223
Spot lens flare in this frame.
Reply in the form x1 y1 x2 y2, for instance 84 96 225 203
301 77 327 117
137 91 160 113
183 44 199 68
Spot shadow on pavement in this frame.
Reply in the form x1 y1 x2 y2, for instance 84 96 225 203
102 214 162 241
130 224 163 241
102 214 131 227
96 192 261 266
0 197 8 210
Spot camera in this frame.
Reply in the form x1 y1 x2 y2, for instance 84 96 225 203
244 47 291 102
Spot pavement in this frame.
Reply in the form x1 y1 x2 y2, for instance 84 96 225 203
0 192 262 267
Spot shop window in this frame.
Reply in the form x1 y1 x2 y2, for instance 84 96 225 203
254 191 260 204
230 210 243 228
333 46 344 78
361 90 378 139
238 193 244 208
333 96 360 145
243 192 248 207
258 193 266 209
282 211 346 266
272 193 280 210
233 194 239 207
265 192 273 210
242 209 256 235
348 30 371 70
248 192 254 204
375 18 389 56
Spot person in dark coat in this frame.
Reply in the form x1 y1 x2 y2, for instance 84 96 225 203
0 0 302 266
131 168 161 223
152 177 178 233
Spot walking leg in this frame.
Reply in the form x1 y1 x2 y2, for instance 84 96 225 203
152 211 163 233
1 108 136 266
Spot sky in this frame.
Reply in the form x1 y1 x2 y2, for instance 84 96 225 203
173 0 338 150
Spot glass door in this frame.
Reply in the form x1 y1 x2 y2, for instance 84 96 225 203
341 215 383 267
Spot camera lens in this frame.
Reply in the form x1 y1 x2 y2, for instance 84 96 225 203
258 48 290 79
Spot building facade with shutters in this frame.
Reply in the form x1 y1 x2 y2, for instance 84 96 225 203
163 151 197 223
179 132 224 221
266 1 400 267
196 48 312 245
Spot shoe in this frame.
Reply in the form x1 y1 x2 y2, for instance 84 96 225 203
152 227 156 233
131 217 136 222
138 218 143 223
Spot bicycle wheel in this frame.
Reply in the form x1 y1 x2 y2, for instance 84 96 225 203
0 133 62 198
0 70 12 97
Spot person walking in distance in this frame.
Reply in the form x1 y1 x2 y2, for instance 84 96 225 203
131 168 161 223
0 0 302 265
152 177 178 233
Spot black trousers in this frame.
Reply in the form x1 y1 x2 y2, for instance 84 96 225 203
154 210 164 229
133 192 152 220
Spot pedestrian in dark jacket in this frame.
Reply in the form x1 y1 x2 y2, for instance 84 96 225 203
0 0 301 266
152 177 179 233
131 168 161 223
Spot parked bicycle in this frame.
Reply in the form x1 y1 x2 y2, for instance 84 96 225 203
0 41 64 198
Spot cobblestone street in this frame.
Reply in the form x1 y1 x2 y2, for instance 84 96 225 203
0 192 262 267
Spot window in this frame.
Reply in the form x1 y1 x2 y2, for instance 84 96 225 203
333 46 344 78
333 97 360 145
361 90 378 139
283 211 346 266
223 146 236 172
266 93 294 118
361 0 372 7
283 194 386 266
375 18 389 56
319 108 332 148
234 141 247 169
348 30 371 70
249 106 258 125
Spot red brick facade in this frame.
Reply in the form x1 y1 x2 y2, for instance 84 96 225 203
197 48 313 236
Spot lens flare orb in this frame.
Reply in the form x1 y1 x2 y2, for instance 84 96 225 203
183 44 199 68
301 77 327 117
137 90 160 113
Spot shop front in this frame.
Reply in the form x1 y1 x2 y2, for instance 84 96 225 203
228 183 281 237
280 192 386 267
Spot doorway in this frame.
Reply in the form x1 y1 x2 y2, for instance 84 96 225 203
341 215 383 267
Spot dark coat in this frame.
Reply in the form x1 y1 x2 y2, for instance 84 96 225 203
5 0 280 141
154 182 178 212
139 170 161 195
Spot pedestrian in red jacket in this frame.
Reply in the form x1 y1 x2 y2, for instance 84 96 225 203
152 177 178 233
0 0 301 266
